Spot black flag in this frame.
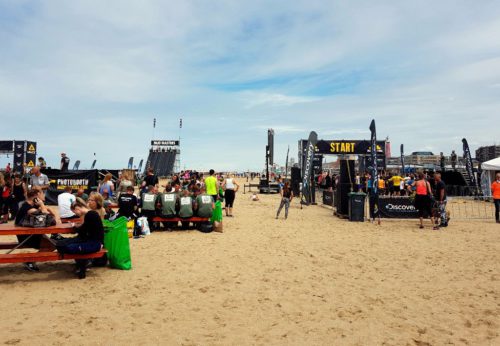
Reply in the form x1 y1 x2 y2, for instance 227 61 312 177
369 119 380 221
153 118 156 128
137 159 144 173
369 120 378 195
400 144 405 175
128 157 134 170
301 131 318 205
285 146 290 179
462 138 478 194
180 118 182 128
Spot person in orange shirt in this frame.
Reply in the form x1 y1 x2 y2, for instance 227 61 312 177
492 172 500 223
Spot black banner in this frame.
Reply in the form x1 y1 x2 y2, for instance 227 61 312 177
378 196 419 218
400 144 405 175
301 131 318 205
313 154 323 175
42 169 98 205
13 141 25 173
25 141 37 168
151 140 179 146
0 140 13 153
462 138 478 194
128 157 134 169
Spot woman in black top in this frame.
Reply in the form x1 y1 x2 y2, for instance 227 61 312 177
11 173 27 219
276 182 293 220
57 198 104 278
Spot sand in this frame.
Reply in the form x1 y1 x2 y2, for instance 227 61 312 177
0 180 499 345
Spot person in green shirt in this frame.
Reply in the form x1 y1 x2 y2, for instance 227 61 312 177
179 189 194 229
204 169 219 201
194 186 214 218
179 189 194 218
157 184 179 230
158 184 179 218
141 185 158 230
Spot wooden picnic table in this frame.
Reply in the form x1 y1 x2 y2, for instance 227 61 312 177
0 223 107 274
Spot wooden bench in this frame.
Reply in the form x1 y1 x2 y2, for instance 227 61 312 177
61 218 83 224
152 216 210 223
0 249 107 264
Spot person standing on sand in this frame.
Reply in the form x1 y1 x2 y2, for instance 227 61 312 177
276 181 293 220
205 169 218 202
491 172 500 224
222 174 239 217
409 172 437 230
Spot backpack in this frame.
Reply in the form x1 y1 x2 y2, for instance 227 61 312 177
21 212 56 228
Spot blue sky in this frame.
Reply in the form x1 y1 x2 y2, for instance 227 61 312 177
1 0 499 171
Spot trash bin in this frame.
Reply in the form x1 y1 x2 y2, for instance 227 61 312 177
348 192 366 221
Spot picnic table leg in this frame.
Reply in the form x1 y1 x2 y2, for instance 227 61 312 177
38 235 57 252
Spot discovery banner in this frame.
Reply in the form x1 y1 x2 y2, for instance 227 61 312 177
378 196 420 218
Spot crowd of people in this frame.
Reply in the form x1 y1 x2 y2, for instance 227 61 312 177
314 169 450 229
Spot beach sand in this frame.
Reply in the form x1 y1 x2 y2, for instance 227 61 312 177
0 180 499 345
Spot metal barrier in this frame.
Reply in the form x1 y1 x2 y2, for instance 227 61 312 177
446 196 495 220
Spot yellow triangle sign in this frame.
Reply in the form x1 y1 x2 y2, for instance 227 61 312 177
27 160 35 167
28 144 36 151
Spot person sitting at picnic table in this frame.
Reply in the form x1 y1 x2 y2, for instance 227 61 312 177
117 185 138 219
179 189 194 229
194 186 214 218
140 185 158 229
87 192 105 220
14 189 54 271
98 173 115 200
56 198 104 279
58 186 78 221
73 188 89 202
116 171 133 198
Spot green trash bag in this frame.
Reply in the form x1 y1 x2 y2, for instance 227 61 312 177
103 217 132 270
210 200 223 223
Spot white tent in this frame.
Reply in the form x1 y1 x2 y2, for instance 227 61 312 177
480 157 500 196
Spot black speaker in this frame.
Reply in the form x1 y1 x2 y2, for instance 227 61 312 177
335 160 355 216
291 167 301 196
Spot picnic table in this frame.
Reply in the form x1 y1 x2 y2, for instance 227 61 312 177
0 223 107 275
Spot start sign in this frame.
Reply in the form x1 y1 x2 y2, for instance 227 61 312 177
300 139 385 155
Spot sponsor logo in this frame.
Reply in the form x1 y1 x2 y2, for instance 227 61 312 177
385 203 416 212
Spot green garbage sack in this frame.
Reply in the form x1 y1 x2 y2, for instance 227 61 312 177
210 200 223 223
103 217 132 270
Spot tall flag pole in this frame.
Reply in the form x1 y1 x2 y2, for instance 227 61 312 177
301 131 318 206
